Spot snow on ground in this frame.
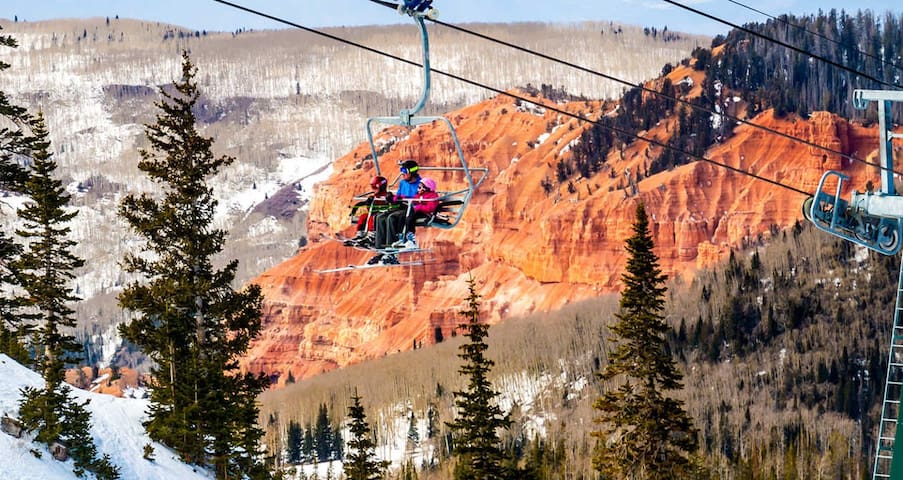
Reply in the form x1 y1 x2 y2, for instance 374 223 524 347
0 354 212 480
1 349 584 479
214 154 332 227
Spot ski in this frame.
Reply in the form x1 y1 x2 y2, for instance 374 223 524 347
319 232 431 255
315 260 424 274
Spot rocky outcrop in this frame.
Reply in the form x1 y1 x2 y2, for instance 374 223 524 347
65 366 143 397
247 74 885 386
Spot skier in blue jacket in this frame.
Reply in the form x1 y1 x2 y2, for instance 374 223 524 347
370 160 423 264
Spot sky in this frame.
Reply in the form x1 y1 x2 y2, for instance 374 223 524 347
5 0 903 37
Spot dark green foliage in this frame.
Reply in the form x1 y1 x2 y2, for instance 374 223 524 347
0 27 34 192
10 114 116 478
13 114 84 385
343 392 389 480
18 385 65 447
518 437 566 480
19 384 120 479
593 202 702 479
287 420 304 463
58 394 119 479
315 403 335 462
406 411 420 455
116 50 269 478
673 219 899 475
304 426 316 462
446 277 511 480
0 28 33 362
293 402 345 463
713 10 903 121
554 10 903 194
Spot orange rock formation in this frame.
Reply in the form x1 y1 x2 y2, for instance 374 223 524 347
247 67 886 386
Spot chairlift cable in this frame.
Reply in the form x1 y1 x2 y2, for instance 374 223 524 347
365 0 903 178
211 0 817 199
663 0 902 91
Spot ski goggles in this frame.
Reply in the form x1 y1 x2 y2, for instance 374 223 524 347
400 166 419 174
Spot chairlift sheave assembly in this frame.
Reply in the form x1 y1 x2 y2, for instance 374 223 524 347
803 89 903 256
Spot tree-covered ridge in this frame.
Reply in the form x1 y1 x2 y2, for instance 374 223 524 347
559 9 903 192
714 9 903 121
668 223 897 476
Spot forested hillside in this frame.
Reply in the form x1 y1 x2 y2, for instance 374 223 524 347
0 17 702 371
559 8 903 190
4 6 903 479
713 9 903 121
262 224 894 479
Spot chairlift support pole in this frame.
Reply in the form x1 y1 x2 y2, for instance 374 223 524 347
847 90 903 480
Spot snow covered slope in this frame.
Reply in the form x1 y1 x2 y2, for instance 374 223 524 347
0 354 211 480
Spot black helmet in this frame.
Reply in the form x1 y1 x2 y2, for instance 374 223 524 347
400 160 419 174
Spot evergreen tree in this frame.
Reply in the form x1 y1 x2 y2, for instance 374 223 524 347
13 113 84 384
288 420 304 464
405 410 420 456
0 27 34 191
343 392 389 480
303 425 316 462
592 202 702 479
0 27 34 362
446 277 510 480
14 114 118 479
315 403 333 461
117 50 269 478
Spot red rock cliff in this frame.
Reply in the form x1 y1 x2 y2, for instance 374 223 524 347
247 71 885 385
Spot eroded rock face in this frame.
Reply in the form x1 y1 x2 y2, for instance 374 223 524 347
65 366 143 397
247 81 884 386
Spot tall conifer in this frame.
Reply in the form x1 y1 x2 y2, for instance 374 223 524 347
0 27 34 360
13 113 84 383
343 392 388 480
592 202 702 479
447 277 510 480
117 50 269 478
15 114 119 479
0 27 33 190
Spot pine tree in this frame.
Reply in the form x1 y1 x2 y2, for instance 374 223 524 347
288 420 304 463
343 391 388 480
15 114 118 479
117 50 269 478
315 403 333 461
592 202 702 479
0 27 34 190
304 426 316 462
405 410 420 456
446 277 510 480
0 27 34 362
13 113 84 384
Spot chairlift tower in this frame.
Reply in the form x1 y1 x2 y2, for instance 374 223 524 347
805 89 903 479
